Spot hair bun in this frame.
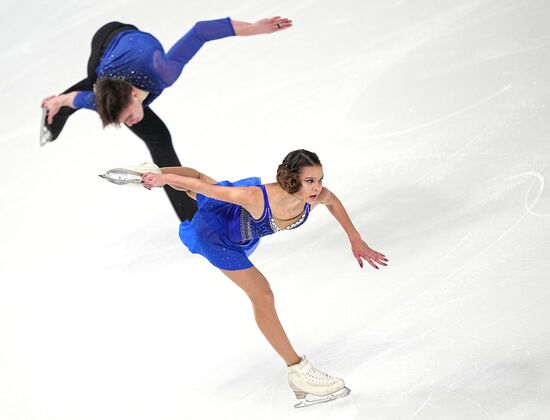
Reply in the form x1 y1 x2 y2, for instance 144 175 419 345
276 149 321 194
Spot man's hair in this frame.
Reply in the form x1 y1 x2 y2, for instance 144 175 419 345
95 78 133 127
276 149 322 194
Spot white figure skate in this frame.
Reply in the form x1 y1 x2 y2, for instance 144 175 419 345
288 356 351 408
99 162 161 186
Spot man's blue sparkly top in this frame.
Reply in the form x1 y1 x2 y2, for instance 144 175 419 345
73 17 235 110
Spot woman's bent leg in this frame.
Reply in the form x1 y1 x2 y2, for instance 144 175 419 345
220 266 301 366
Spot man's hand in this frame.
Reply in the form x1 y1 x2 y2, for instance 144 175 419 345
253 16 292 34
232 17 293 36
41 92 76 124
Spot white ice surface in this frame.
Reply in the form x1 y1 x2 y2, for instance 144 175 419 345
1 1 550 419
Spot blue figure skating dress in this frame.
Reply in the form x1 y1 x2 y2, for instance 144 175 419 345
179 177 311 270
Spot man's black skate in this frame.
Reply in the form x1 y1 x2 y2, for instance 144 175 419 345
40 107 73 146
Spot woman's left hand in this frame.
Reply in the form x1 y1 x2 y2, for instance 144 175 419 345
351 237 388 270
141 172 166 189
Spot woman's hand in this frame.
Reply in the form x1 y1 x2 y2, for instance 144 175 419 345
351 236 388 270
141 172 166 190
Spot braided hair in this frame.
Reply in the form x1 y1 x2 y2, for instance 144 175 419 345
276 149 322 194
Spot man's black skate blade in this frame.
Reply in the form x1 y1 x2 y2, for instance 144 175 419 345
293 387 351 409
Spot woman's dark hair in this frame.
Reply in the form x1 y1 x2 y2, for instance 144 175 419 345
95 78 133 127
276 149 322 194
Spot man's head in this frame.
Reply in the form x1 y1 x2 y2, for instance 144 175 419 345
95 79 144 127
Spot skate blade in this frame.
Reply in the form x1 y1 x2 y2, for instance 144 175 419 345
98 163 160 186
294 387 351 409
39 108 52 147
98 168 144 186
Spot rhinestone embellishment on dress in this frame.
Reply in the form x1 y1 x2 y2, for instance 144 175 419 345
239 207 254 241
269 209 308 233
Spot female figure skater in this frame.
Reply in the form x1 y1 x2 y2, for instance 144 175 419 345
122 149 388 407
41 16 292 221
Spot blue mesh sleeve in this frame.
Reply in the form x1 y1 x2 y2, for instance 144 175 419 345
73 91 97 110
156 17 236 86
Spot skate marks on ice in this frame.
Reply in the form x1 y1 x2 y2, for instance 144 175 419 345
345 84 513 140
206 358 353 416
332 1 503 137
407 351 550 419
337 0 546 140
308 174 550 417
409 389 494 420
507 170 550 217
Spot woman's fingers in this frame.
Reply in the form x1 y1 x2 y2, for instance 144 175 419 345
357 250 389 270
372 254 388 267
141 173 152 185
141 172 163 189
366 257 379 270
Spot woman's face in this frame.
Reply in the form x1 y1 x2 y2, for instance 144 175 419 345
295 165 324 204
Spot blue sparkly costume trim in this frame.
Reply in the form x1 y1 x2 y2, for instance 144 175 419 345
73 18 235 110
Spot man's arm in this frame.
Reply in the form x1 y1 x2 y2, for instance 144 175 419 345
41 91 96 123
41 92 77 124
159 16 292 86
231 16 292 36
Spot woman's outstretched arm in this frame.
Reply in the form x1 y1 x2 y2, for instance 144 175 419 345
319 187 388 270
141 171 261 211
160 166 216 189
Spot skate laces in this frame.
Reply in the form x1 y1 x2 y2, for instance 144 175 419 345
304 364 335 384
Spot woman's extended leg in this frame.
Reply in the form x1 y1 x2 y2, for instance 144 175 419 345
220 266 301 366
